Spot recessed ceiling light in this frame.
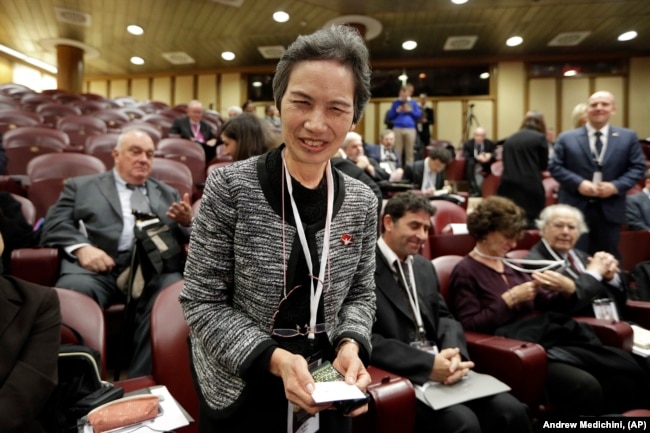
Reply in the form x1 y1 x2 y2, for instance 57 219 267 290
273 11 290 23
130 56 144 65
506 36 523 47
402 40 417 50
127 25 144 35
618 31 638 41
252 81 263 87
563 69 577 77
221 51 235 61
480 72 490 79
451 0 468 4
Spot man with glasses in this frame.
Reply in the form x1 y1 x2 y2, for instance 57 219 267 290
40 129 193 377
372 192 530 433
525 204 626 318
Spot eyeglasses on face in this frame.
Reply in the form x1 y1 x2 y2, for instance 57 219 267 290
271 323 327 338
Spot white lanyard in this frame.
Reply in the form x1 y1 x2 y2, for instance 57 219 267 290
396 259 426 338
472 247 564 273
281 150 333 340
540 239 579 279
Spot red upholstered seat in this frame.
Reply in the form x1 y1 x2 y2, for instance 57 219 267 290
26 153 106 220
3 126 68 175
430 200 467 235
150 158 194 199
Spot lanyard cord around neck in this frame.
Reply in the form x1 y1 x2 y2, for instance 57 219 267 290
281 149 334 340
472 246 565 274
396 259 426 339
540 238 579 279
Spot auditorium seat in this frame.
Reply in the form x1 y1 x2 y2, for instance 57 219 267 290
93 109 131 132
75 99 110 115
26 153 107 220
0 109 43 134
150 158 193 199
117 106 147 121
141 113 173 138
11 192 36 226
56 114 108 151
3 126 68 175
156 138 207 198
20 93 54 111
121 121 162 144
36 102 82 128
85 133 120 169
430 200 467 235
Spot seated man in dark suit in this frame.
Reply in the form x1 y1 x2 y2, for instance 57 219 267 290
462 127 495 197
0 228 61 433
364 129 399 180
626 168 650 231
341 131 388 182
40 129 193 377
371 192 531 433
526 203 626 319
402 147 453 196
168 99 219 163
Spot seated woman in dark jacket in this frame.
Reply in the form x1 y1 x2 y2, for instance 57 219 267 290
448 196 649 416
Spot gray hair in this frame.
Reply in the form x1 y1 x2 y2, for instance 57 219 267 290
272 24 371 125
536 204 589 235
341 131 363 149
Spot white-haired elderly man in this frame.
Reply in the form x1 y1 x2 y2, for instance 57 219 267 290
525 203 626 318
341 131 389 181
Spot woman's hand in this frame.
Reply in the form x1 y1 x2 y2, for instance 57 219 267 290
503 281 537 308
332 341 372 417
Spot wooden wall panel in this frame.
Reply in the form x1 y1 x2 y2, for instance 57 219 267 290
109 79 128 98
529 78 557 132
629 57 650 138
174 75 194 106
88 80 108 97
496 61 525 140
131 78 150 102
437 100 463 147
594 76 625 125
197 74 217 111
560 77 589 133
467 100 495 142
152 76 171 104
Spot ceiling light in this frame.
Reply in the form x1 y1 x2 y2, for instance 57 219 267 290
480 72 490 79
506 36 523 47
252 81 262 87
398 70 408 82
273 11 290 23
130 56 145 65
451 0 468 4
402 40 417 50
563 69 577 77
0 44 58 73
127 25 144 35
618 31 638 41
221 51 236 61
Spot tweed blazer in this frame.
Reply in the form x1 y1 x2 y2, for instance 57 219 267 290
180 148 378 412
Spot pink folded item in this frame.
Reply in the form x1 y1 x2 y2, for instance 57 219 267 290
87 394 160 433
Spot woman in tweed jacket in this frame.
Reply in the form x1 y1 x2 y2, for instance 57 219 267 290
180 25 377 433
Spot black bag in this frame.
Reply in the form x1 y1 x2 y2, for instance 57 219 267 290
630 260 650 301
39 326 124 433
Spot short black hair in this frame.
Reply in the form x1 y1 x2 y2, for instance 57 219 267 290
383 191 435 224
427 147 453 164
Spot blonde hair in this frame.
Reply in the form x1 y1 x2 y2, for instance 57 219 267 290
571 103 587 128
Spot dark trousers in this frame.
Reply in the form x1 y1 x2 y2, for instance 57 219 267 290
578 202 622 260
414 391 531 433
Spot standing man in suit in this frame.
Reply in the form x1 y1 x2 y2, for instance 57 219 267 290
168 100 219 164
626 169 650 231
462 127 496 197
40 129 193 377
371 192 531 433
550 91 646 258
402 147 453 195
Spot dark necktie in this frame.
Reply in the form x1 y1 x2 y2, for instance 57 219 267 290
594 131 603 156
127 184 150 213
567 252 582 275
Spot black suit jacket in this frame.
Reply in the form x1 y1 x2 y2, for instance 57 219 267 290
526 242 627 318
371 247 468 385
462 138 496 174
626 191 650 231
0 276 60 433
168 116 218 162
402 160 446 191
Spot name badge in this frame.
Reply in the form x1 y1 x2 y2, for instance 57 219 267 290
592 170 602 184
410 340 438 355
